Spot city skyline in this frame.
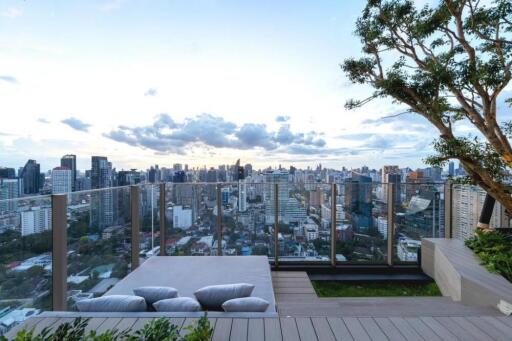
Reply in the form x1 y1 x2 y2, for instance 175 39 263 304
0 0 471 171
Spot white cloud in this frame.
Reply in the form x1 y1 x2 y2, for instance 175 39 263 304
99 0 126 12
1 8 22 18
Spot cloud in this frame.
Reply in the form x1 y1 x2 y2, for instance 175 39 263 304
61 117 91 132
0 75 18 84
276 115 290 122
38 118 50 124
1 8 22 18
99 0 126 11
144 88 158 97
105 113 331 156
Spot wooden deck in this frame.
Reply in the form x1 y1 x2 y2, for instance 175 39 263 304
272 271 501 317
6 271 512 340
7 315 512 340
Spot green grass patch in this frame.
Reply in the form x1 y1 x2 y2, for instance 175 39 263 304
312 281 442 297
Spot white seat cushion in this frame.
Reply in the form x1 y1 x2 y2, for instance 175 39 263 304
194 283 254 310
76 295 146 312
222 297 269 312
133 286 178 305
153 297 201 312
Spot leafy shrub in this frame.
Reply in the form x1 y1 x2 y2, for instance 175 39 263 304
466 230 512 282
1 314 213 341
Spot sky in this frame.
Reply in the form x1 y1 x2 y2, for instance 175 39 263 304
0 0 457 171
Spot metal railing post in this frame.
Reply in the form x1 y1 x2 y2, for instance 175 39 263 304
331 183 337 267
52 193 67 311
387 183 395 266
131 185 140 270
274 183 279 268
159 183 166 256
444 182 453 239
216 184 222 256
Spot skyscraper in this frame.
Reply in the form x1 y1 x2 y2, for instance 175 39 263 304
90 156 113 228
51 167 72 194
60 155 77 191
264 169 289 224
448 161 455 177
381 165 399 183
344 173 373 232
0 167 16 179
0 178 21 212
20 160 41 194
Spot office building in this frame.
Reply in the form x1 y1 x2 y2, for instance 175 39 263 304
452 185 508 240
21 206 51 236
90 156 113 228
172 205 192 229
60 155 77 191
0 179 21 212
20 160 41 195
51 167 72 194
264 169 290 224
0 167 16 179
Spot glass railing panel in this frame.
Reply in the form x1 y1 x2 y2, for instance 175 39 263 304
335 181 388 264
219 182 269 256
451 184 510 241
139 183 161 260
0 194 52 334
277 182 331 263
163 183 217 256
394 182 445 263
66 187 132 311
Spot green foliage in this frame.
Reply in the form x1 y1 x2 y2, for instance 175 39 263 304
130 318 179 341
182 314 213 341
466 230 512 282
312 281 442 297
4 315 213 341
342 0 512 203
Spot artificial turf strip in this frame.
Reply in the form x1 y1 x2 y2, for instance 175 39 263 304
312 281 442 297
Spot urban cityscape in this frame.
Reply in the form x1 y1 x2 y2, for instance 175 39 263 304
0 153 508 332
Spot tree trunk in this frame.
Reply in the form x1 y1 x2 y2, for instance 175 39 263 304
477 194 496 232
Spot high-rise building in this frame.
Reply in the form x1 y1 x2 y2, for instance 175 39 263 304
117 169 141 186
344 173 373 232
238 179 247 212
0 178 21 212
21 206 51 236
0 167 16 179
309 186 325 208
452 185 508 240
264 169 290 224
448 161 455 177
20 160 41 194
244 164 253 178
51 167 72 194
90 156 113 228
381 165 399 183
383 173 401 205
60 154 77 191
148 165 160 183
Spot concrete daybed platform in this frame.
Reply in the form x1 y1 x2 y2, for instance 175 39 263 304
422 238 512 315
90 255 278 317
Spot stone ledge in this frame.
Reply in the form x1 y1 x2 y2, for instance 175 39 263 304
421 238 512 315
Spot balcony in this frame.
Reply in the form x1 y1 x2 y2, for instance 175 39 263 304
0 181 510 339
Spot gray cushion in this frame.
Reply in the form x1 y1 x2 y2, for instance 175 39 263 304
194 283 254 310
222 297 269 312
133 286 178 305
76 295 146 312
153 297 201 312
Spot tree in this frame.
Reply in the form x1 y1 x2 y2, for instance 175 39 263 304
343 0 512 215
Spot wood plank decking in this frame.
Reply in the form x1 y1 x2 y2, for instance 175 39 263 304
7 315 512 340
6 271 511 340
